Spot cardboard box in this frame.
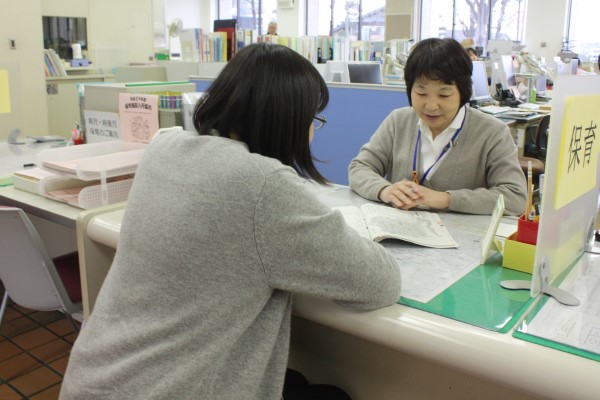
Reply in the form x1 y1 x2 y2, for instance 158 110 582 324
502 232 535 274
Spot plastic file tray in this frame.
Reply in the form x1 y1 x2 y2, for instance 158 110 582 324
37 141 145 207
37 140 148 181
67 178 133 209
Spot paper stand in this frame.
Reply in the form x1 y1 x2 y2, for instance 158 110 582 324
500 255 580 306
7 128 24 145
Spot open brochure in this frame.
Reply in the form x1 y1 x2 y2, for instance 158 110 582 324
334 204 458 248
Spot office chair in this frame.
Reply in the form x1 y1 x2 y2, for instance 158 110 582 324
0 207 83 333
524 114 550 159
519 114 550 180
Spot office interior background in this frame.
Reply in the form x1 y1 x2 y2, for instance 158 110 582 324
0 0 597 142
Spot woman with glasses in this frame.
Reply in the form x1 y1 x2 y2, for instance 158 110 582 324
349 38 527 216
61 43 400 400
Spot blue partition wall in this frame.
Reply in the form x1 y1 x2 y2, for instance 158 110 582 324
312 85 408 184
190 78 409 185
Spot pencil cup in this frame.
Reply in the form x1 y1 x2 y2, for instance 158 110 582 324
73 138 84 145
516 215 539 246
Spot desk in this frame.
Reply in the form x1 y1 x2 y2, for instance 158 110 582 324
76 183 600 400
0 141 81 257
0 186 80 229
498 113 547 156
0 141 67 179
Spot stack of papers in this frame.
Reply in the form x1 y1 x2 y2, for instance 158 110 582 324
479 105 512 115
517 103 540 110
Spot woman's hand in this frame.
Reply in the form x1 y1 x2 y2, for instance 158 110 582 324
378 181 450 211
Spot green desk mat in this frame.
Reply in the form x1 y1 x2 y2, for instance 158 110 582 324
0 176 13 187
399 254 534 333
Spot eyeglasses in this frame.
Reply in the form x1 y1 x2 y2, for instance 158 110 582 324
313 115 327 130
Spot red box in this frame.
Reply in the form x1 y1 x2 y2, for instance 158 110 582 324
516 214 539 245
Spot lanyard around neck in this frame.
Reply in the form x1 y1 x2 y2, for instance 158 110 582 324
412 114 466 185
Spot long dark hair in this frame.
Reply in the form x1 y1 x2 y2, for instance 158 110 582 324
193 43 330 183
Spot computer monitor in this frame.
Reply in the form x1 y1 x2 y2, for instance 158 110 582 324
347 62 383 84
470 61 492 103
324 61 350 83
491 54 517 91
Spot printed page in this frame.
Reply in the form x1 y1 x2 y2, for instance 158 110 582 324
334 206 371 240
523 257 600 356
360 204 458 248
382 213 485 302
41 159 80 174
13 167 59 181
119 93 160 144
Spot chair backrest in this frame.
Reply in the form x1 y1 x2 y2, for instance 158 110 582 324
535 115 550 157
0 207 80 314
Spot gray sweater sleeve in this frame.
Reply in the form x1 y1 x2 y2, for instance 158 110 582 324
254 169 401 311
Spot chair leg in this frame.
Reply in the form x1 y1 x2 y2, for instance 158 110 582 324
0 291 9 334
64 312 81 333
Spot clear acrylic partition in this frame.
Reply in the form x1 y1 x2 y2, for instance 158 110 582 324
532 75 600 299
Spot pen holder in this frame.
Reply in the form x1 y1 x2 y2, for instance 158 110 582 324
73 138 84 145
502 232 536 274
516 214 539 246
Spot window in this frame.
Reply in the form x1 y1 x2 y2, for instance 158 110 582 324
218 0 277 35
306 0 385 41
420 0 527 48
566 0 600 64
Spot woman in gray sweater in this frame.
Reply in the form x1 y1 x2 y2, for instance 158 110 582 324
60 43 401 400
349 38 527 216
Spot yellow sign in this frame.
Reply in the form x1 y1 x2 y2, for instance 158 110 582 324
0 70 11 114
554 95 600 209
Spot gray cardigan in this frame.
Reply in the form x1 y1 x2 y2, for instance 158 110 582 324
60 129 401 400
349 107 527 215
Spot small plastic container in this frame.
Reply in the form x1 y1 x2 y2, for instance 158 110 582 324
516 214 539 245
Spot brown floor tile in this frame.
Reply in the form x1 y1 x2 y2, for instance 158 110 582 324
0 352 41 380
11 305 35 315
2 306 25 322
0 316 39 338
63 332 78 344
49 355 70 375
28 311 64 326
11 327 57 350
45 319 75 337
0 383 23 400
29 338 72 364
0 306 75 398
0 340 23 362
30 382 62 400
9 366 61 397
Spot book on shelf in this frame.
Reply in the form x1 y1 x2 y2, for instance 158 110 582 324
214 19 237 61
43 49 67 77
334 203 458 248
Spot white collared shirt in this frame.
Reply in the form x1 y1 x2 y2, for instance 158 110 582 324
417 106 466 179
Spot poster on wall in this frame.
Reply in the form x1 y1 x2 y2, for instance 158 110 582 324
118 93 159 144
